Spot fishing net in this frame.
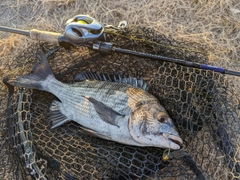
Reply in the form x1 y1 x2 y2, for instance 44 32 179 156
0 26 240 180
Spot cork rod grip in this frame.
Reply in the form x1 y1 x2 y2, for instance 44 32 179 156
30 29 61 44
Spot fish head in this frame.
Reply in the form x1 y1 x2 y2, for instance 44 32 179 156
129 101 183 149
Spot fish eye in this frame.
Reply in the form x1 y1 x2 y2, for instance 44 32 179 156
160 117 165 122
157 114 168 123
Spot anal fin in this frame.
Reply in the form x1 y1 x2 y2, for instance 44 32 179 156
80 126 110 140
48 100 70 129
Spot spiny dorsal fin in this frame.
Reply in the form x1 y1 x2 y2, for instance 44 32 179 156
74 72 148 90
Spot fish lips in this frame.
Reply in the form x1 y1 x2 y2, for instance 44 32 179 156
162 133 183 149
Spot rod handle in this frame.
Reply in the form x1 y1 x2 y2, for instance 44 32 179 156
29 29 61 44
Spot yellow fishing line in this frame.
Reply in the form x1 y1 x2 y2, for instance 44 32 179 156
105 29 208 55
77 20 88 24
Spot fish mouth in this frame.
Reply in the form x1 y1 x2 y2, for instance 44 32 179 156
162 133 183 147
168 134 183 147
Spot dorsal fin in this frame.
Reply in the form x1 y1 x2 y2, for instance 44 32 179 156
74 72 148 90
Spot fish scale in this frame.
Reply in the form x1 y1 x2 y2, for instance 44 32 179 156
51 81 131 114
47 79 130 121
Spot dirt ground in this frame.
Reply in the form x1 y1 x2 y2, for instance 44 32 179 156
0 0 240 179
1 1 240 60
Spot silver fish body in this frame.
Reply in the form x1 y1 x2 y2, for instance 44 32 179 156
9 51 183 149
47 77 139 145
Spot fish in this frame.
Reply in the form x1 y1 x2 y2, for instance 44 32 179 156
8 51 183 150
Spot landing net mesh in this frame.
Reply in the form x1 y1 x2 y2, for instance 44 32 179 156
0 26 239 180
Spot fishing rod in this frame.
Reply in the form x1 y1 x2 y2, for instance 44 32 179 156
0 14 240 77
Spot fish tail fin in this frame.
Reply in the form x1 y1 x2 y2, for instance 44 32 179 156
8 50 54 90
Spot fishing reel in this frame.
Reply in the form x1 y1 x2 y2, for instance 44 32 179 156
58 14 106 48
58 14 128 50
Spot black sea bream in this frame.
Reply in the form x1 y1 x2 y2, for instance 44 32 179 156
9 51 183 149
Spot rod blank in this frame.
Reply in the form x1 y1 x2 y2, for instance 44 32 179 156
112 47 240 77
0 26 30 36
0 26 60 44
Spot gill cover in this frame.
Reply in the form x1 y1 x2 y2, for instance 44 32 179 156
63 14 104 45
128 103 182 149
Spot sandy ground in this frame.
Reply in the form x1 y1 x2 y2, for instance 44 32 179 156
0 0 240 179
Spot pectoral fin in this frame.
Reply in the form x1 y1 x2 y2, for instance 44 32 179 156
48 100 71 129
85 96 124 127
